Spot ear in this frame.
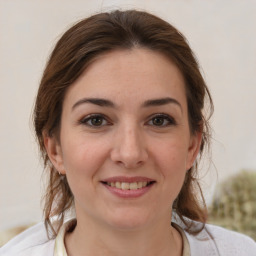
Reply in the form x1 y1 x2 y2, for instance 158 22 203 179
43 133 66 175
186 131 202 170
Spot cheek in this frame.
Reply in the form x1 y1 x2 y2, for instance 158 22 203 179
152 140 189 200
60 135 109 182
60 136 111 209
154 139 189 173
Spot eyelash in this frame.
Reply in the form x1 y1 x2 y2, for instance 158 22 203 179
79 114 111 128
147 113 176 127
79 113 176 128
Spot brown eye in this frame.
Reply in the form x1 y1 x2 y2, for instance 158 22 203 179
152 117 165 126
80 114 109 127
147 114 176 127
91 116 104 126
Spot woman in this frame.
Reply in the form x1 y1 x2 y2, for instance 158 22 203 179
1 9 255 256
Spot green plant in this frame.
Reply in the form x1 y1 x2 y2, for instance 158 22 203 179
208 170 256 240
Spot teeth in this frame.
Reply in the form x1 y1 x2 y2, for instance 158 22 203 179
121 182 130 190
129 182 138 190
116 181 121 189
137 182 143 189
106 181 152 190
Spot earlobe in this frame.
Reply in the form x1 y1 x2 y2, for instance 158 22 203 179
43 133 66 175
186 131 202 170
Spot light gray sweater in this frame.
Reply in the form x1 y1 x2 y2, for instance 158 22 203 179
1 221 255 256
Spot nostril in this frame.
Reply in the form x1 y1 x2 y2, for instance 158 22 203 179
110 142 148 168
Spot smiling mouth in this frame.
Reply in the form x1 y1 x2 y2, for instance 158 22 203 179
101 181 155 190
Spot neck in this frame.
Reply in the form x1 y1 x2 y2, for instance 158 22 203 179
64 214 182 256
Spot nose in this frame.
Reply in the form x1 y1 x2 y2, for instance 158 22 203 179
110 125 148 169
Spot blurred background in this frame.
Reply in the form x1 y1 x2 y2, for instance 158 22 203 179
0 0 255 242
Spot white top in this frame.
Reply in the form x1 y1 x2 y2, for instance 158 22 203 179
53 220 190 256
1 219 255 256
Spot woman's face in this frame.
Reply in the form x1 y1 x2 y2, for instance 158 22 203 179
46 48 201 230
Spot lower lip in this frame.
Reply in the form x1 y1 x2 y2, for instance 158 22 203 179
102 183 154 198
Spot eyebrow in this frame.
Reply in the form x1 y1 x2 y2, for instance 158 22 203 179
72 98 115 110
72 97 182 111
142 97 182 110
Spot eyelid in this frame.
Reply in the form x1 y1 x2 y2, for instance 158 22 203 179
146 113 176 126
79 113 112 127
78 113 176 128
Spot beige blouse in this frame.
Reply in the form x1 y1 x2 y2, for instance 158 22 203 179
54 220 190 256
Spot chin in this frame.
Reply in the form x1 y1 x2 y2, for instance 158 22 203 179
104 208 153 231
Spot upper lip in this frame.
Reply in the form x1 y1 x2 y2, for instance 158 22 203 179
101 176 155 183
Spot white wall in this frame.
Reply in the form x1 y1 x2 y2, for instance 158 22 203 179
1 0 255 230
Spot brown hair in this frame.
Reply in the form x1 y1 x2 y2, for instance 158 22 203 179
34 9 213 237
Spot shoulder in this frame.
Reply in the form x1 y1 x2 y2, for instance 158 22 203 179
185 222 256 256
0 222 55 256
205 224 256 255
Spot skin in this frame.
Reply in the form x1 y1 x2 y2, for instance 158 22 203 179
44 48 202 256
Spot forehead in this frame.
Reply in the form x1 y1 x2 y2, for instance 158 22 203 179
64 48 187 109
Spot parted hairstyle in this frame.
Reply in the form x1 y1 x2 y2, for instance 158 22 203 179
33 9 213 238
